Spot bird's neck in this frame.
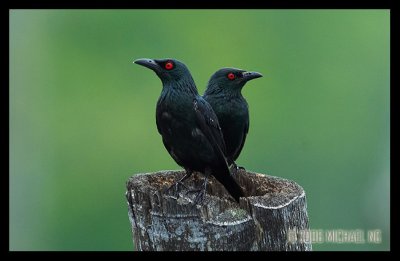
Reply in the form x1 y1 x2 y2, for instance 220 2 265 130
204 83 243 99
162 77 199 96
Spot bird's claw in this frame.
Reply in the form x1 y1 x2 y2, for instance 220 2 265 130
230 163 245 175
237 165 246 171
184 188 201 194
193 190 206 205
187 179 210 205
164 181 189 195
184 188 206 205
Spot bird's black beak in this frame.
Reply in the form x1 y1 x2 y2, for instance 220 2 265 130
133 58 161 72
242 71 263 82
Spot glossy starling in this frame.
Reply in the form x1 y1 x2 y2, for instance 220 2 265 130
203 68 262 169
134 58 244 203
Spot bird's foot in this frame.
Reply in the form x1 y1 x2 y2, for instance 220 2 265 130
164 171 193 196
193 189 206 205
185 188 206 205
237 165 246 171
164 181 189 195
230 163 246 175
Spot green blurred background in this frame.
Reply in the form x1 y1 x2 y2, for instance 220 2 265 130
10 10 390 251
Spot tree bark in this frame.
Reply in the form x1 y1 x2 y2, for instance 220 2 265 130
126 169 311 251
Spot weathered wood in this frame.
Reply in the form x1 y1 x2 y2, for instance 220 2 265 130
126 169 311 251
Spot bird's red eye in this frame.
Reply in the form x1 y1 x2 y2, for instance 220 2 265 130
227 73 236 80
165 62 174 70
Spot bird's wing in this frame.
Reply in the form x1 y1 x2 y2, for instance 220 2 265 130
193 97 228 159
193 97 244 202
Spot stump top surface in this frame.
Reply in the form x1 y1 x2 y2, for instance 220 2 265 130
127 169 305 209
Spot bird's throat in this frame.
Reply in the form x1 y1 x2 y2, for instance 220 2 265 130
162 77 199 96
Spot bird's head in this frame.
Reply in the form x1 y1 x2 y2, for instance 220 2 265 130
134 58 193 84
206 68 263 95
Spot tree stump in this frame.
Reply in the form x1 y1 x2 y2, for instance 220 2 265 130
126 169 311 251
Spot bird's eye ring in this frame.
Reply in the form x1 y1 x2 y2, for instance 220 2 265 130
227 73 236 80
165 62 174 70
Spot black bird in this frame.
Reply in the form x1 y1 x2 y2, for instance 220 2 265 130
203 68 262 169
134 58 244 203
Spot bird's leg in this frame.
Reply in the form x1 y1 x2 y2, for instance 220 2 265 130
193 169 210 205
165 169 192 194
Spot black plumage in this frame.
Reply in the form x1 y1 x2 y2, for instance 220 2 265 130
134 58 244 203
203 68 262 169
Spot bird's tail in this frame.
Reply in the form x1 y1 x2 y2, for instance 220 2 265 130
214 166 245 203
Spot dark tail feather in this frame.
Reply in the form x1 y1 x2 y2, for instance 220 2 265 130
214 166 245 203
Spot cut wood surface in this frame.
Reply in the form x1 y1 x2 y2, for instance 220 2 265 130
126 169 311 251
